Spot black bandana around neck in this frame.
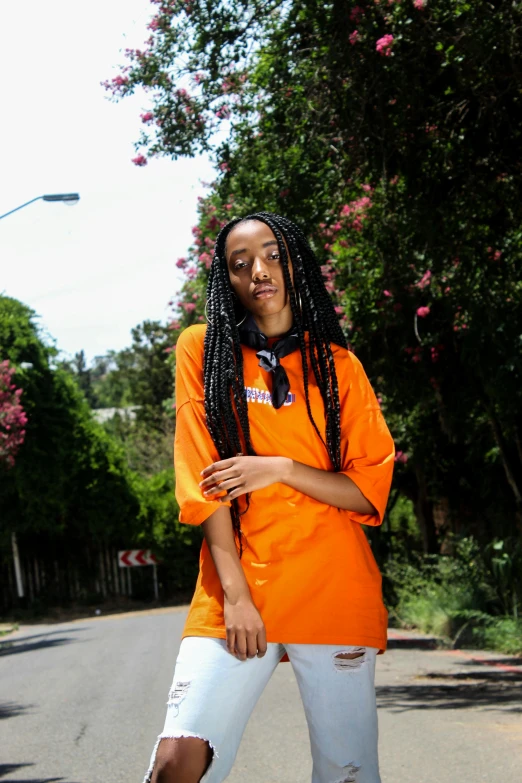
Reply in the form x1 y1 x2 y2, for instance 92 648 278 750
238 313 300 409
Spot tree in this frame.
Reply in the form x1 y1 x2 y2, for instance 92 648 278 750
107 0 522 555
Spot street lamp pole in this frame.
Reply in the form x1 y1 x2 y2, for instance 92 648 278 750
0 193 80 220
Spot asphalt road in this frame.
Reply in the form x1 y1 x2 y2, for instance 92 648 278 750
1 608 521 783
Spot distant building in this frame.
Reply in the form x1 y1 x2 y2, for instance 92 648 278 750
91 406 140 424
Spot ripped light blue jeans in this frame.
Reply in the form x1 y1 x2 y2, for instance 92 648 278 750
144 637 380 783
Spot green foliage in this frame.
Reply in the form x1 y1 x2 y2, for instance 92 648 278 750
112 0 522 560
0 296 198 601
387 535 522 652
473 616 522 656
136 467 200 590
60 320 175 423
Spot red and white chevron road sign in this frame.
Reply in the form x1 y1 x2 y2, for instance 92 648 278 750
118 549 158 568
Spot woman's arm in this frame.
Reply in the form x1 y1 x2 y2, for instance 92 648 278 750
202 504 267 660
200 455 376 514
281 458 377 513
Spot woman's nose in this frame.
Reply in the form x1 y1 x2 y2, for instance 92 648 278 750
252 257 270 280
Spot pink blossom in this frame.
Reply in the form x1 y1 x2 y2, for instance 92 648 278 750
111 74 128 88
413 0 426 8
198 252 213 269
181 302 196 313
140 111 154 123
383 290 392 297
215 104 231 119
394 451 409 464
219 162 230 173
350 6 364 22
415 269 431 289
0 361 27 468
131 154 147 167
361 184 373 192
376 34 394 56
176 257 187 268
334 305 344 315
168 320 181 330
185 266 198 279
416 306 430 318
349 30 360 45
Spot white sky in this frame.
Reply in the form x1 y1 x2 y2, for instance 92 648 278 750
0 0 214 365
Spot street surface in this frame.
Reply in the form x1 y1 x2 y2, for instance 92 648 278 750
1 608 521 782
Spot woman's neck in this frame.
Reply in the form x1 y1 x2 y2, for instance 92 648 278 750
251 307 293 338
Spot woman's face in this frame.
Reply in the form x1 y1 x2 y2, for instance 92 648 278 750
225 220 294 318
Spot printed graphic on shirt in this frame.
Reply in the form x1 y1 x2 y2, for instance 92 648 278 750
245 386 296 406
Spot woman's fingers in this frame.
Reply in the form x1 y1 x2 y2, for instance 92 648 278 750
199 466 241 490
246 629 259 659
203 477 244 496
234 630 248 661
228 627 267 661
256 626 268 658
226 627 236 657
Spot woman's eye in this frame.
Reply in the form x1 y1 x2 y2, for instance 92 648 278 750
234 260 248 269
269 252 280 261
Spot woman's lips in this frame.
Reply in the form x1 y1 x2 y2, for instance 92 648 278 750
253 285 277 299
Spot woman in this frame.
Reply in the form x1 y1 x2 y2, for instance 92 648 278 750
144 212 395 783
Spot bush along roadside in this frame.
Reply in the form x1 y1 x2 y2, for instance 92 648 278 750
385 536 522 655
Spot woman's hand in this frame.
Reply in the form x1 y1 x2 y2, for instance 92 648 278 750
199 455 290 502
224 592 267 660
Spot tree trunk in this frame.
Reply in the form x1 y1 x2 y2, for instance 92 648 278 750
414 466 438 554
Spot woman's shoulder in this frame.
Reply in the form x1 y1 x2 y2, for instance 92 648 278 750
330 342 364 376
176 324 207 357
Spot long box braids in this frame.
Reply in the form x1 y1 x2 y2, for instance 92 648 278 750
204 212 348 555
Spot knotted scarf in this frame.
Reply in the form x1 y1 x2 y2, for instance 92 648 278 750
239 313 300 409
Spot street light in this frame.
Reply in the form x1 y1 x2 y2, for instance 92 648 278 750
0 192 80 220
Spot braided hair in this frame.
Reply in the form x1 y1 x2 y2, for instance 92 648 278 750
204 212 347 554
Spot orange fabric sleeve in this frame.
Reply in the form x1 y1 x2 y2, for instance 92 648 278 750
174 327 231 526
338 352 395 527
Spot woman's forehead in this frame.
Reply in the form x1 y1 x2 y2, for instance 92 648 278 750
226 219 277 251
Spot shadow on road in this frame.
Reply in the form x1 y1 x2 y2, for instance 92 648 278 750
0 636 81 657
0 702 34 720
377 672 522 713
386 637 439 650
0 763 81 782
1 628 87 645
0 762 80 781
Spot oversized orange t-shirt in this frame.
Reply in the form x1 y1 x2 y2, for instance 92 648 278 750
174 324 394 652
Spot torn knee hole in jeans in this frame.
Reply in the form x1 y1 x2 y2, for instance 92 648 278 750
332 762 361 783
332 649 366 671
142 732 218 783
